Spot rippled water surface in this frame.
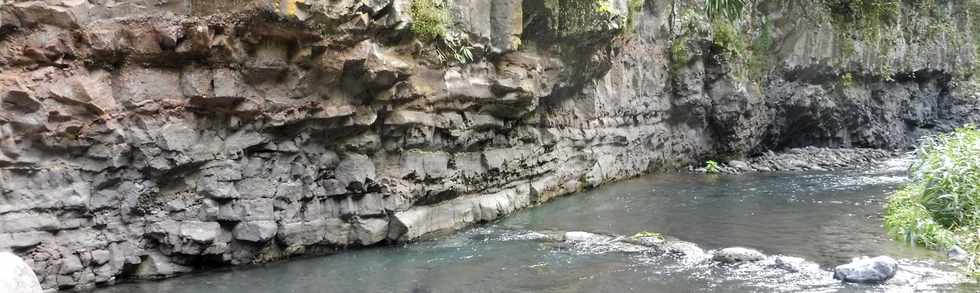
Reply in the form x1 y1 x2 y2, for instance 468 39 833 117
95 159 978 292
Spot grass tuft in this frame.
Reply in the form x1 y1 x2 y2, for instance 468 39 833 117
410 0 448 43
884 125 980 275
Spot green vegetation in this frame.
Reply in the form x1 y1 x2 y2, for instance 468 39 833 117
410 0 448 43
884 126 980 275
711 19 747 60
670 37 691 71
437 37 474 64
840 72 855 88
409 0 476 64
822 0 901 51
747 19 773 81
705 0 746 21
705 160 721 174
625 0 644 34
669 9 707 72
631 231 664 240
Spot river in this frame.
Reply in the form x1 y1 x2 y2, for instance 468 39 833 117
93 158 977 292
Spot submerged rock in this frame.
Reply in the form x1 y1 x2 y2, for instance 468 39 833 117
0 252 42 293
637 236 666 247
663 241 705 257
563 231 607 242
712 247 766 263
833 256 898 284
772 256 819 273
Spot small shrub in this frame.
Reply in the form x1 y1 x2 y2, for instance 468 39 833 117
711 20 746 59
705 160 721 174
840 72 855 88
410 0 448 43
671 37 691 70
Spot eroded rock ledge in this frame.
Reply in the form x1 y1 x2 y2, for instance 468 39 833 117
0 0 977 290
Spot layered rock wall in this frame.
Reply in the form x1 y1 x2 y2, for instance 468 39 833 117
0 0 977 290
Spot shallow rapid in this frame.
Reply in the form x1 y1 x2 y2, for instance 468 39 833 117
94 158 977 292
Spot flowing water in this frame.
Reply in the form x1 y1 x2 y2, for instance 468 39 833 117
94 158 978 292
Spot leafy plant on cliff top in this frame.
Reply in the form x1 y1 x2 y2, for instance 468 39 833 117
711 19 747 60
410 0 448 43
706 0 746 21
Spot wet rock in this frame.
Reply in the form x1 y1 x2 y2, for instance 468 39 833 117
728 160 751 172
134 251 192 279
664 241 705 257
833 256 898 284
352 218 389 245
0 252 43 293
773 256 818 273
947 246 969 262
232 221 278 242
713 247 766 263
637 237 665 248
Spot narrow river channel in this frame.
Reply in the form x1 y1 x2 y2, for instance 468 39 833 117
94 158 977 292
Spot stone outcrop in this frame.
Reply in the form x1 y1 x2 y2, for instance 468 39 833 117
0 0 977 290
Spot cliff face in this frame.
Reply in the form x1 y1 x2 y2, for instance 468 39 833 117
0 0 977 290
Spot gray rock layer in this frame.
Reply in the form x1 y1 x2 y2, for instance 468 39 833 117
0 0 976 290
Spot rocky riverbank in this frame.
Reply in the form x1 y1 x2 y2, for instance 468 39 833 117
693 147 899 174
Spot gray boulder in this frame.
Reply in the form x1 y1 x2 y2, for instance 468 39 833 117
0 252 42 293
664 241 705 257
713 247 766 263
948 245 969 262
833 256 898 284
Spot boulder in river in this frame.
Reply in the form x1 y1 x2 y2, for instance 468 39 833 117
833 256 898 284
0 252 43 293
947 245 969 262
664 241 705 257
712 247 766 263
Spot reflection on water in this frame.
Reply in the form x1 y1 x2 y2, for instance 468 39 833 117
94 159 977 293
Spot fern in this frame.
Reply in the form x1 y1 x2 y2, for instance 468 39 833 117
705 0 746 21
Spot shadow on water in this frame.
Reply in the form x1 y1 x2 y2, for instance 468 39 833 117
94 159 979 293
